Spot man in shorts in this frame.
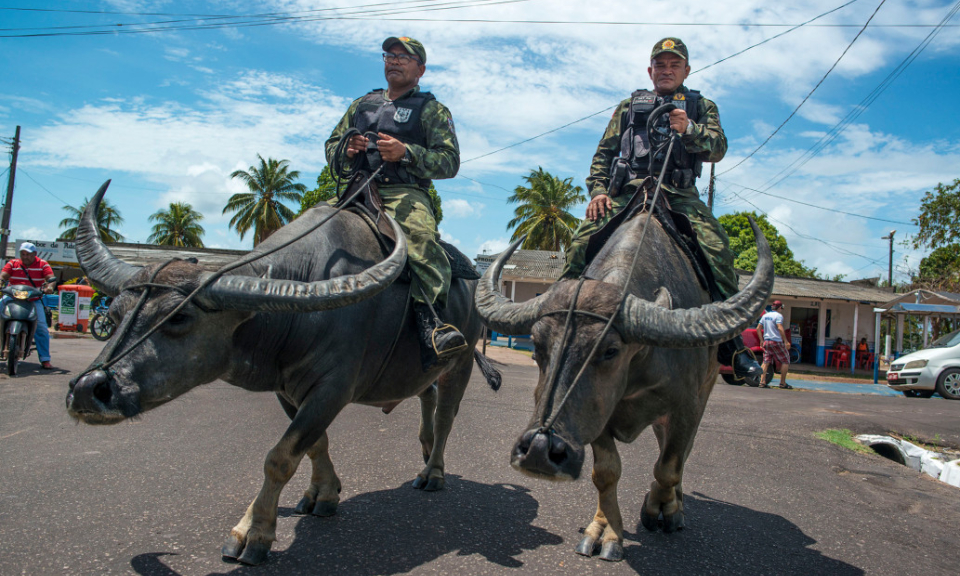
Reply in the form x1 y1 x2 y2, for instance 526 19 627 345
756 300 792 389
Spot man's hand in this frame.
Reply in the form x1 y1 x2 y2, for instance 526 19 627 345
376 133 407 162
668 108 690 134
585 194 613 221
345 134 369 158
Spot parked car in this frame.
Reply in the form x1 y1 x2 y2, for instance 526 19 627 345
886 328 960 400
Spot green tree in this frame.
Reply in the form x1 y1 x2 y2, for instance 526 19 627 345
718 211 821 278
147 202 205 247
298 166 443 224
913 243 960 292
226 155 306 246
507 167 586 251
298 166 338 215
912 178 960 250
58 197 125 242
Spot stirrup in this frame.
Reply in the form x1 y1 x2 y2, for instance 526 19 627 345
431 324 467 358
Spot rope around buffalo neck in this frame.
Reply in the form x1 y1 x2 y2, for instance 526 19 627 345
78 159 384 381
537 130 678 433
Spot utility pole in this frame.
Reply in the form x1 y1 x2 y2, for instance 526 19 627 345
0 125 21 265
707 163 715 212
881 229 896 291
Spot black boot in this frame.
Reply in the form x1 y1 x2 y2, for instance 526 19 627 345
414 303 466 371
718 336 763 381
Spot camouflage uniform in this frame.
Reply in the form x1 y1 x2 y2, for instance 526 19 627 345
561 85 739 298
325 86 460 306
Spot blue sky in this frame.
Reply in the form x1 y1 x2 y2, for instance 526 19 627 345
2 0 959 284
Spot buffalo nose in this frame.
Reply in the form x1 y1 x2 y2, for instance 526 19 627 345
67 370 114 412
512 428 581 479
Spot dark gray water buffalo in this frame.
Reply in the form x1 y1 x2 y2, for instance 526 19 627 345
66 181 497 565
475 211 773 561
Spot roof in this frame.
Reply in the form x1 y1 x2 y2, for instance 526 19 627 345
475 249 565 283
881 289 960 308
477 248 896 303
886 303 960 315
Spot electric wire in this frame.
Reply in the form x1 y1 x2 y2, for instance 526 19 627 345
717 0 887 176
19 169 71 205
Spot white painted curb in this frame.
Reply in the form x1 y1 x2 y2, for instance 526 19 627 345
855 434 959 488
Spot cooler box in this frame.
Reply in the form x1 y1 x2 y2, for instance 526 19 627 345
58 285 95 332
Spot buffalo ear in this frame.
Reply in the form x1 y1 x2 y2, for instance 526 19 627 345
653 287 673 310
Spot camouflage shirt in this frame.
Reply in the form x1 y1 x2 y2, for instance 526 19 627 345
586 85 726 198
325 85 460 184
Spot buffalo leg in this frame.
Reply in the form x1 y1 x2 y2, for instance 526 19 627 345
294 432 341 517
417 383 438 464
412 353 471 491
222 391 349 566
642 414 698 534
576 431 624 562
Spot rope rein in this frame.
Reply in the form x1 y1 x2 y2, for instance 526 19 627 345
538 124 678 433
80 137 384 381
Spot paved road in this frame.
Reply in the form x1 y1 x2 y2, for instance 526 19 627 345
1 340 959 575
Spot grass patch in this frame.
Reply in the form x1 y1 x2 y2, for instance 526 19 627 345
815 429 874 454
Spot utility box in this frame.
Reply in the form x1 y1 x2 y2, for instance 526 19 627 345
58 285 95 332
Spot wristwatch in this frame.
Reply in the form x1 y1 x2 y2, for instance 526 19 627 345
400 148 413 166
684 120 695 135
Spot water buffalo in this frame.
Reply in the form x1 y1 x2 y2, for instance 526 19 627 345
66 181 497 565
475 210 773 561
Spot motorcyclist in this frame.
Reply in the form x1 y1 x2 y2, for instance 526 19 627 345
0 242 57 369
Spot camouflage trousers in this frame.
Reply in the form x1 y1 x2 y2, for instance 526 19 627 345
561 180 740 298
379 185 451 306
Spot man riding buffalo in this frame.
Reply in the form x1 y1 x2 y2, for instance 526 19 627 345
561 37 763 383
325 36 464 369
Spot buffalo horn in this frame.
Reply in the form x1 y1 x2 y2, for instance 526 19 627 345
618 216 774 347
194 216 408 312
475 236 549 335
75 180 142 296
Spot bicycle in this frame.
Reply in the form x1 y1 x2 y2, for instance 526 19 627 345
89 296 115 341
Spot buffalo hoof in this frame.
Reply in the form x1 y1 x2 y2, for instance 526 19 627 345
424 476 444 492
311 500 339 517
598 541 624 562
221 534 244 561
412 475 427 489
662 510 685 533
294 496 313 515
237 540 271 566
575 536 598 557
640 495 659 532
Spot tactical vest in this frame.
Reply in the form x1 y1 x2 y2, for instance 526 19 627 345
619 88 703 185
354 89 435 188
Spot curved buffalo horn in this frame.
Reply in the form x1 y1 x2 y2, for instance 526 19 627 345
475 236 550 336
194 216 408 313
618 216 774 348
75 180 142 296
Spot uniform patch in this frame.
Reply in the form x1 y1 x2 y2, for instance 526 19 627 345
394 107 413 123
447 117 456 134
673 93 685 101
633 93 656 105
662 39 676 50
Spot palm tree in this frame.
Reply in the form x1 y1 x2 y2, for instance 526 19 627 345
59 197 125 242
225 155 306 245
507 167 586 251
147 202 205 247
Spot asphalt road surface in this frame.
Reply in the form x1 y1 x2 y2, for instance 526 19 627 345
1 339 959 576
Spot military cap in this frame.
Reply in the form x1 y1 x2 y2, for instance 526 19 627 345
651 37 688 61
383 36 427 64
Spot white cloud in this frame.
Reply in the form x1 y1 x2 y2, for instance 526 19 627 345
438 227 461 246
477 237 511 256
13 227 47 241
445 198 484 218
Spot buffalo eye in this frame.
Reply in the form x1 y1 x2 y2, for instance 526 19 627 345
602 347 620 361
167 313 190 326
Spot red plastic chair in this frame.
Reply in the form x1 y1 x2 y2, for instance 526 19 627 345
834 350 850 369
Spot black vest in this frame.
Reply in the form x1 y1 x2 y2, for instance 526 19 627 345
619 88 702 181
354 89 435 188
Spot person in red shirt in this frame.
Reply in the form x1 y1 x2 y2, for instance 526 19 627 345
0 242 57 369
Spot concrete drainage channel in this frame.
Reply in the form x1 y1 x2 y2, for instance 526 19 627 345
857 435 960 488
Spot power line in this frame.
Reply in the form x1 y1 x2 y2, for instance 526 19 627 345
18 169 71 205
753 0 960 192
0 0 533 38
717 0 887 176
715 178 914 225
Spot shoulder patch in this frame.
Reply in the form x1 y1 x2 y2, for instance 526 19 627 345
447 116 456 135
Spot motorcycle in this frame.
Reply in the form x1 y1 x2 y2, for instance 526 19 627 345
89 296 115 342
718 328 799 387
0 284 44 376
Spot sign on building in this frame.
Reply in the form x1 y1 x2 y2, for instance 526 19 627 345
14 239 78 266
